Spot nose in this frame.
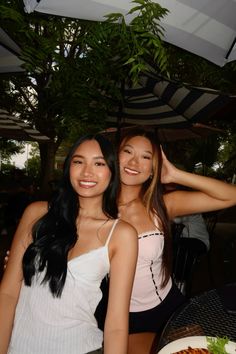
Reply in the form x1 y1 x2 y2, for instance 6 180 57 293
128 154 139 166
82 163 93 177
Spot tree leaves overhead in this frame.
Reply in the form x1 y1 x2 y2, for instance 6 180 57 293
0 0 169 193
1 0 168 138
0 139 24 162
166 44 236 94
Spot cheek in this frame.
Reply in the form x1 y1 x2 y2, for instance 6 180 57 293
69 166 76 186
69 165 74 179
118 153 124 164
119 153 128 170
143 160 153 174
70 165 78 179
100 170 112 186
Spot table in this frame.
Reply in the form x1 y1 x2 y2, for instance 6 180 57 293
157 286 236 351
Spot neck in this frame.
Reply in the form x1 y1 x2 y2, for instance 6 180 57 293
119 183 141 206
78 196 104 219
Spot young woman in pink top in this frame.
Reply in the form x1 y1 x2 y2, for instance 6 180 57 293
117 128 236 354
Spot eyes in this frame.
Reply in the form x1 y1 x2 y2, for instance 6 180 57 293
71 158 106 167
122 148 151 160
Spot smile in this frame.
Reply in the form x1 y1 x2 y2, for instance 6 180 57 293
79 181 97 187
124 167 139 175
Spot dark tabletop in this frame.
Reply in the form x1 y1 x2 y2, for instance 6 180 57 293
158 285 236 351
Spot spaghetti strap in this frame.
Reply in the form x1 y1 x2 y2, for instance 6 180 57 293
105 219 119 246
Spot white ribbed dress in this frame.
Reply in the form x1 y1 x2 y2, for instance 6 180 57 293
8 219 119 354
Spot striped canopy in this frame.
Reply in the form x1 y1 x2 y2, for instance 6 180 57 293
23 0 236 67
0 28 24 73
107 74 235 136
102 123 224 143
0 109 50 142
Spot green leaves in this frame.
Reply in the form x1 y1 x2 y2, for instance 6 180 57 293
1 0 169 187
207 336 229 354
103 0 169 81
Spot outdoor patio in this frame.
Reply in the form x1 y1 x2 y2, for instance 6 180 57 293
190 206 236 296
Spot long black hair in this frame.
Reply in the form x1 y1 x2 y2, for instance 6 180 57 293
119 128 172 287
23 134 120 297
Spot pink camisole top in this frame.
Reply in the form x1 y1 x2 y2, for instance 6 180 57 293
130 223 172 312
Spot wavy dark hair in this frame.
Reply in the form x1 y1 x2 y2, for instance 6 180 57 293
23 134 120 297
119 128 172 287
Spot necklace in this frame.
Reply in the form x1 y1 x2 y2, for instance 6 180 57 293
119 198 139 207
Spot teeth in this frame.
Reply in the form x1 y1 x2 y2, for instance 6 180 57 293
80 181 96 186
124 167 139 175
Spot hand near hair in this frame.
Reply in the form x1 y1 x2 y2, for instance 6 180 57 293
3 250 10 270
160 148 179 185
162 146 236 218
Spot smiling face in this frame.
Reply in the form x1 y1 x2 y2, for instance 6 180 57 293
69 139 112 199
119 135 154 187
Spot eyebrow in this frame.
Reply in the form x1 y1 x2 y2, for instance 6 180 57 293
72 154 105 160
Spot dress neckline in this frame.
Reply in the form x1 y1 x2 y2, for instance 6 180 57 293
68 245 107 264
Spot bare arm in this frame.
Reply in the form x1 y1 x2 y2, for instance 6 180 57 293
161 151 236 219
0 201 47 354
103 221 138 354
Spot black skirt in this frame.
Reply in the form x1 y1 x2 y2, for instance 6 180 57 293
95 279 185 334
129 283 186 333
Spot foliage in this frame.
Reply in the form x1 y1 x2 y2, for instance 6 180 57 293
167 134 221 175
25 156 41 184
0 0 169 194
0 0 168 133
0 162 19 174
216 124 236 180
165 44 236 177
23 142 40 182
1 1 235 183
166 44 236 94
0 139 24 162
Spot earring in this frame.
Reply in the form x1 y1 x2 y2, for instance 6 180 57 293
149 174 153 180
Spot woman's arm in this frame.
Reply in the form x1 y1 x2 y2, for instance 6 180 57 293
0 201 47 354
161 151 236 219
104 221 138 354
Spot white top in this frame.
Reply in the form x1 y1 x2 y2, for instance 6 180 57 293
174 214 210 250
130 224 172 312
8 219 119 354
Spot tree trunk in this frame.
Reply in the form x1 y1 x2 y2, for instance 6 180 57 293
39 142 58 199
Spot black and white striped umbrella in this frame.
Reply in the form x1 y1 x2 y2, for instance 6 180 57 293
0 109 50 142
23 0 236 67
0 28 24 73
107 74 235 135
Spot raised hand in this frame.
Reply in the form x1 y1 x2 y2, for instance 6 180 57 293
160 148 179 185
3 250 10 270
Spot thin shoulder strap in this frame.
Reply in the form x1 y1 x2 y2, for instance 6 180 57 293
105 219 119 246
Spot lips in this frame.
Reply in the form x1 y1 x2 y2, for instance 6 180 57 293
124 167 139 175
79 180 97 188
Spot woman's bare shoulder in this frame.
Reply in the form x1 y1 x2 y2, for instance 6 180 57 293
115 219 137 237
23 200 48 221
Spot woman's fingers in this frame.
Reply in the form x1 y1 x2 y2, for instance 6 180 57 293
3 250 10 270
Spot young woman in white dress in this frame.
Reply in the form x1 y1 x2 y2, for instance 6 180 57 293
0 134 138 354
